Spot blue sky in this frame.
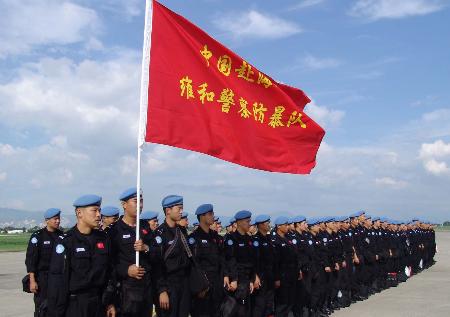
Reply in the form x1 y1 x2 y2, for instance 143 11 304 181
0 0 449 223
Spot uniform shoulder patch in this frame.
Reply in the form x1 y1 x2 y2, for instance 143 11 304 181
31 237 38 244
253 240 259 247
189 237 195 245
292 239 297 245
308 240 313 245
56 244 65 254
155 236 162 244
227 239 233 246
323 237 328 242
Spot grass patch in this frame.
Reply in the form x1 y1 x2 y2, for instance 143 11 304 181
435 226 450 232
0 233 31 252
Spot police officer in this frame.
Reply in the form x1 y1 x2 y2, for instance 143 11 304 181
100 206 120 231
188 204 224 317
178 212 189 235
154 195 191 317
108 187 154 317
223 210 260 317
252 214 276 317
25 208 64 317
47 195 116 317
140 211 159 233
272 216 300 317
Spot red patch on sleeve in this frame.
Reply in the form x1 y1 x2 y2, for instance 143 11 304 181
142 229 148 235
97 242 105 249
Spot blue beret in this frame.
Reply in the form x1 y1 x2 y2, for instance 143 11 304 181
274 216 289 226
349 210 365 218
119 187 138 201
181 212 188 219
372 216 380 222
101 206 119 217
379 217 388 222
216 217 222 224
214 216 219 222
325 217 335 223
230 217 236 224
140 211 158 220
162 195 183 208
44 208 61 219
195 204 213 216
306 217 319 226
193 221 199 226
234 210 252 221
292 215 306 223
254 214 270 224
250 219 256 226
73 194 102 207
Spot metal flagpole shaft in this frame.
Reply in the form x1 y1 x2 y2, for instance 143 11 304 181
136 0 153 266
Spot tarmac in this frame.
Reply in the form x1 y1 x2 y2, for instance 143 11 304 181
0 232 449 317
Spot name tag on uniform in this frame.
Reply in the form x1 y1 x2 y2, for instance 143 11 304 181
238 243 245 247
123 234 131 239
43 241 51 245
168 240 174 245
201 240 208 244
76 247 86 252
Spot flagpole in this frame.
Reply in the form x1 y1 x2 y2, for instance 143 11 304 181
136 0 153 266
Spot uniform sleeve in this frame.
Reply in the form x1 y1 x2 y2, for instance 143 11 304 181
154 232 169 295
47 239 70 317
223 237 237 281
109 226 129 279
102 235 117 307
25 233 40 273
273 239 281 281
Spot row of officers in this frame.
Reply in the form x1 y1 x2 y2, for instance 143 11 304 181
25 187 437 317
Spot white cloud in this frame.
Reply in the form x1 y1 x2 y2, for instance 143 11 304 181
302 54 342 70
214 10 302 39
304 100 345 128
349 0 445 21
0 172 7 182
375 177 408 189
422 108 450 122
0 0 101 57
424 159 450 175
419 140 450 159
0 143 18 156
419 140 450 175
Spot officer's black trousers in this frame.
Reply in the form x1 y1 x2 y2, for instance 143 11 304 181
156 275 190 317
191 275 224 317
252 285 274 317
120 277 153 317
33 271 49 317
275 281 296 317
65 293 104 317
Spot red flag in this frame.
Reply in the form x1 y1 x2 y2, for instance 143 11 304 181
145 0 325 174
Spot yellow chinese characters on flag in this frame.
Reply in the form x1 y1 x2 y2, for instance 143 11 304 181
146 0 325 174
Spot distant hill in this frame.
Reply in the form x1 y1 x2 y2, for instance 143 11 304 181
0 207 76 228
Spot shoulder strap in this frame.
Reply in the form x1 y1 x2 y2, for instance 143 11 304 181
163 227 179 261
179 227 193 259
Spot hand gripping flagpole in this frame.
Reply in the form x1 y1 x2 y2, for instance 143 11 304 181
136 0 153 266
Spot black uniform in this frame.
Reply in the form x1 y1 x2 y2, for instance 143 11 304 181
252 231 276 317
224 231 257 317
272 232 299 317
109 218 154 317
25 227 63 317
154 222 191 317
188 226 224 317
46 226 114 317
